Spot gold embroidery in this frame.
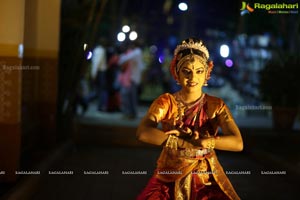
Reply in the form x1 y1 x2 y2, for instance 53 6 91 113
150 93 241 200
175 173 192 200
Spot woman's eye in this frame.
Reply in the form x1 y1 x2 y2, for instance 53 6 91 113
197 69 204 74
182 70 190 75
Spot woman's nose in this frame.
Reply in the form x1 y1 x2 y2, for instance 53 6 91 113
188 72 195 80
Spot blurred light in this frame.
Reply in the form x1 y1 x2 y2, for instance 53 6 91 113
225 59 233 67
86 51 92 60
117 32 126 42
178 2 188 11
257 35 269 47
83 43 88 51
149 45 158 53
122 25 130 33
168 36 178 48
129 31 138 41
220 44 230 58
163 0 172 13
260 49 271 59
159 55 164 63
166 16 174 25
18 44 24 58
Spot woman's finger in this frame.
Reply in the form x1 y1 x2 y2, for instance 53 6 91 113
194 130 199 140
165 130 180 136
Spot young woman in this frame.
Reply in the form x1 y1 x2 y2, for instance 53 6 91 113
136 38 243 200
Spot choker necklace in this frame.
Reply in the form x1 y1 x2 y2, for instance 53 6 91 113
176 92 205 108
173 92 206 128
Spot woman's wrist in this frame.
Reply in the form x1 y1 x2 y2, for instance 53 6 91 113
177 136 218 149
177 137 194 148
189 136 217 149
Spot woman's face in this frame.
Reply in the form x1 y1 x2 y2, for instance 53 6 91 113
178 56 206 93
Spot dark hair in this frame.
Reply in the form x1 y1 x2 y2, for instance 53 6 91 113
176 48 207 60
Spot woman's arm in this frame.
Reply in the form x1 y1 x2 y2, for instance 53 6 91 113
214 120 243 151
136 115 169 146
137 116 244 151
187 103 243 151
193 121 243 151
137 99 243 151
214 103 244 151
196 102 243 151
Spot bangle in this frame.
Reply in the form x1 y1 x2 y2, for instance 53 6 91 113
207 137 215 149
165 135 178 150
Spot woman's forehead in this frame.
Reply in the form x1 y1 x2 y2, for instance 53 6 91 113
182 59 205 68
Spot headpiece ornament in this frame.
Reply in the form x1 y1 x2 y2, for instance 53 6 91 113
170 38 214 85
174 38 209 59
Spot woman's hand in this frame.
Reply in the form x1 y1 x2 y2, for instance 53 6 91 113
191 136 220 149
165 128 220 149
165 126 193 139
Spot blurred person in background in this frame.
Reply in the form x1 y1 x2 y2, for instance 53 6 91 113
118 41 145 119
106 46 121 112
74 67 90 115
91 40 108 111
136 38 243 200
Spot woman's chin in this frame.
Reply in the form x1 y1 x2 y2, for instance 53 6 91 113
185 86 202 92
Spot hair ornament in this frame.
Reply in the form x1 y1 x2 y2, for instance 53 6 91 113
174 38 209 59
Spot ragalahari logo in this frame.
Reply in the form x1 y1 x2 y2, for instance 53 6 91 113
240 2 254 15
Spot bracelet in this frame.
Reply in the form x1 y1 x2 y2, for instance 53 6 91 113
165 135 178 150
207 137 216 149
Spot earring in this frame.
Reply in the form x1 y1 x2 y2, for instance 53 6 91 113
203 76 208 86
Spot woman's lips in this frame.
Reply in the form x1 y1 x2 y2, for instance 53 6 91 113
187 82 198 87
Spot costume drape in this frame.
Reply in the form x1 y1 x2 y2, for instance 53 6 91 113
137 93 240 200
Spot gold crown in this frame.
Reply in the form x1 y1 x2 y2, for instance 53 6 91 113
174 38 209 59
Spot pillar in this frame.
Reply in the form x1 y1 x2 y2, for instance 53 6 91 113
0 0 61 183
22 0 60 150
0 0 24 182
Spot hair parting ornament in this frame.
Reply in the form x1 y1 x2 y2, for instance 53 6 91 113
170 38 214 84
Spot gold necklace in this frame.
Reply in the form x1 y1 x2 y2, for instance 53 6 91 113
174 93 205 125
177 92 204 109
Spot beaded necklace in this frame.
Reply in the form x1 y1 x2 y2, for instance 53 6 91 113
173 92 206 131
